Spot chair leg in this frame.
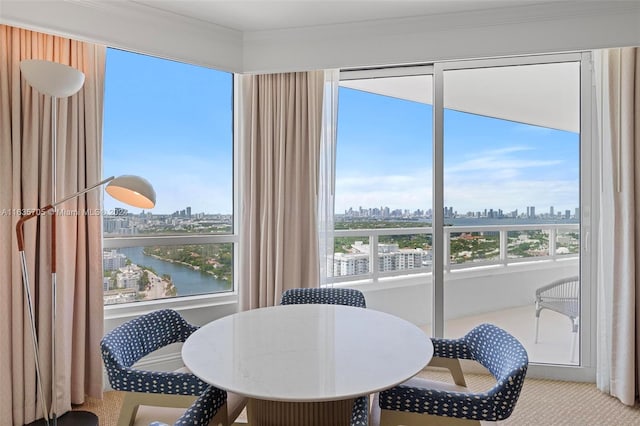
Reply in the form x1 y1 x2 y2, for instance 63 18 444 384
569 316 579 363
117 392 198 426
570 331 578 363
210 401 228 426
534 313 540 343
117 393 139 426
428 357 466 387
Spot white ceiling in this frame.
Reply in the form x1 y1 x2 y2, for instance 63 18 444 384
131 0 555 32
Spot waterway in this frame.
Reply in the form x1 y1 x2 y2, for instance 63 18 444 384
119 246 231 297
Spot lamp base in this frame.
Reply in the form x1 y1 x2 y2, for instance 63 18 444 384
26 411 99 426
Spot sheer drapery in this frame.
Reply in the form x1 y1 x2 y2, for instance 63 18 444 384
595 47 640 406
318 70 339 286
0 25 106 423
238 71 325 310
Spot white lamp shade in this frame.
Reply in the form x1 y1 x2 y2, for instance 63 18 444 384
106 175 156 209
20 59 85 98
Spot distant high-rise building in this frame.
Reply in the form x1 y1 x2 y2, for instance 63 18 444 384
565 210 571 219
550 206 554 216
186 206 192 217
526 206 536 218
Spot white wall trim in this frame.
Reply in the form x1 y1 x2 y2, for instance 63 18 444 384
0 0 243 72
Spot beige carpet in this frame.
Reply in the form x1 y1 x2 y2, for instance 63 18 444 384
77 373 640 426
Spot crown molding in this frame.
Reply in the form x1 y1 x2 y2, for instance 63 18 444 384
1 0 638 74
0 0 243 72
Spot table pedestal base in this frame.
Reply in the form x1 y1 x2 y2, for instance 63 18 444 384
247 398 355 426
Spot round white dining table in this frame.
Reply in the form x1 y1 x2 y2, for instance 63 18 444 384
182 304 433 425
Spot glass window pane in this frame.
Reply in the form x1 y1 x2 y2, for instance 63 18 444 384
442 62 581 366
102 48 234 305
335 74 433 334
103 48 232 236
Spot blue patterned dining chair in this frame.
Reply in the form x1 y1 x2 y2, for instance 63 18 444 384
280 287 367 308
101 309 246 426
371 323 529 425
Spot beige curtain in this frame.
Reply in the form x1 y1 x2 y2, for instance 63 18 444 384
596 47 640 406
239 71 325 310
0 25 106 424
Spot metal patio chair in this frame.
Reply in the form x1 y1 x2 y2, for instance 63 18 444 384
534 276 580 361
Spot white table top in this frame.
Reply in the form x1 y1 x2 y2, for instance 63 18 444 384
182 304 433 402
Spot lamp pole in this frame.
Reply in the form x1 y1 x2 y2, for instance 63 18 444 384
19 59 155 426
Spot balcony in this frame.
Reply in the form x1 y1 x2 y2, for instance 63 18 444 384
329 223 580 366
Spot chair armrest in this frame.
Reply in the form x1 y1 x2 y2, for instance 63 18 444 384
109 367 210 395
431 337 473 360
175 386 227 426
185 322 199 336
535 276 579 297
535 281 562 297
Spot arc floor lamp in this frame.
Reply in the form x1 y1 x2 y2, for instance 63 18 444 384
18 60 156 426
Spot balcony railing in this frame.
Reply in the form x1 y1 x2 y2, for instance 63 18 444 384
329 223 579 284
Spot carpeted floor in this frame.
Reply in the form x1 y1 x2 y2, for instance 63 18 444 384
76 372 640 425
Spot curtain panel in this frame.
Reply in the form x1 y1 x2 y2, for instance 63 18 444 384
239 71 325 310
595 47 640 406
0 25 106 424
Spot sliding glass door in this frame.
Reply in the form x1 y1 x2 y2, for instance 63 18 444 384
336 52 594 376
438 58 584 366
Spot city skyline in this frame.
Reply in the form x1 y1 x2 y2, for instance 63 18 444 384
335 81 579 214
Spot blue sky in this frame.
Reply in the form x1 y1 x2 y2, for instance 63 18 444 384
103 48 579 216
336 87 579 215
103 48 232 214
